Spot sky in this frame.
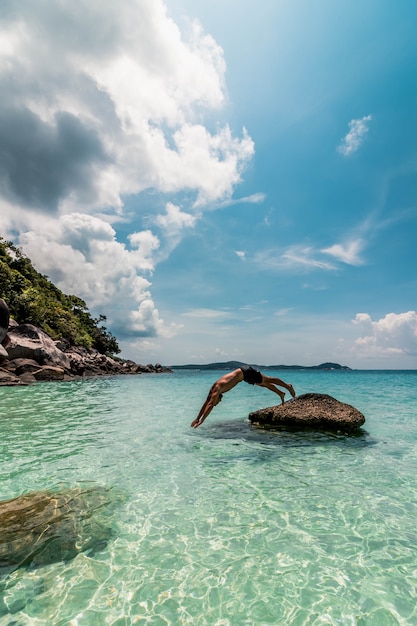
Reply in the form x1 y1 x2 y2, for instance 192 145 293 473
0 0 416 369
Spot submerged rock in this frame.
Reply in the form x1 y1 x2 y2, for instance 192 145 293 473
249 393 365 433
0 486 121 569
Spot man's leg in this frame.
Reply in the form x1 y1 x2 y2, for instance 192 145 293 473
257 380 286 404
262 374 295 398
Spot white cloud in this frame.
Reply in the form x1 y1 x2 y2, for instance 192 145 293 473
153 201 196 258
338 115 372 156
18 214 177 338
182 308 232 320
217 192 266 209
274 308 293 316
235 250 246 260
321 238 365 266
255 245 336 272
0 2 253 212
352 311 417 357
0 0 254 344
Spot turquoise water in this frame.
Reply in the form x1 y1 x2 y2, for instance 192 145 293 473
0 369 417 625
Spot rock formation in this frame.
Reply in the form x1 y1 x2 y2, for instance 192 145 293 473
249 393 365 433
0 298 9 345
0 322 171 385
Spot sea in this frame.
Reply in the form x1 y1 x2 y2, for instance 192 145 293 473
0 369 416 625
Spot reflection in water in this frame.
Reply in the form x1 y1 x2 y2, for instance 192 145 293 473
197 418 372 448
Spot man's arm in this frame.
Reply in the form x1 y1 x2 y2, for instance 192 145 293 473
190 398 216 428
190 385 221 428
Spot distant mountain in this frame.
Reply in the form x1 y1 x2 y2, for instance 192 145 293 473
171 361 352 371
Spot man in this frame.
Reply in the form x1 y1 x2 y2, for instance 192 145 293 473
191 365 296 428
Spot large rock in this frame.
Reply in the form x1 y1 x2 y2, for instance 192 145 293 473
0 344 8 362
32 365 66 381
1 321 172 384
0 298 9 345
0 368 26 386
249 393 365 432
6 324 71 371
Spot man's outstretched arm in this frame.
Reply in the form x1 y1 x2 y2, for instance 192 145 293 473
190 398 216 428
191 386 221 428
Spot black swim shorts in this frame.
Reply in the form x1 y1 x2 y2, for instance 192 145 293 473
240 366 262 385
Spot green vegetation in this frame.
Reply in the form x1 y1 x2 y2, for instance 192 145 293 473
0 237 120 355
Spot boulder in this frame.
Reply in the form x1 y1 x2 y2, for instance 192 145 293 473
1 321 171 384
0 298 10 345
11 358 41 375
249 393 365 433
0 368 26 386
0 344 8 362
32 366 65 381
6 324 71 371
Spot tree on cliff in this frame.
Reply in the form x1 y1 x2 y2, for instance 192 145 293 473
0 237 120 356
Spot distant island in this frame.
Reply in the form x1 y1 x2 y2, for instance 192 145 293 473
171 361 352 371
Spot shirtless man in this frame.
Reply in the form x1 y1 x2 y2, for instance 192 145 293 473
191 365 296 428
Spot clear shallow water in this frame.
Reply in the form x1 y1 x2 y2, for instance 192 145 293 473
0 369 416 625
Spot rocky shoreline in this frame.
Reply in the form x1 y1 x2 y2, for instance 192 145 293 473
0 321 171 386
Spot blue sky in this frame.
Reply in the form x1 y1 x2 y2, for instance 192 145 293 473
0 0 416 368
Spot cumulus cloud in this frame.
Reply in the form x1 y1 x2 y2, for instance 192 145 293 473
0 0 253 215
18 213 176 338
338 115 372 156
352 311 417 357
0 0 254 343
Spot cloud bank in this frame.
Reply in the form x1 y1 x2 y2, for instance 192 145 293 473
353 311 417 358
0 0 253 339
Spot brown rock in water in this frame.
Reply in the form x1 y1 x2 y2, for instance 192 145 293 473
249 393 365 433
0 487 119 568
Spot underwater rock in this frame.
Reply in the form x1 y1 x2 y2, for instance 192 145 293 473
0 486 120 569
249 392 365 432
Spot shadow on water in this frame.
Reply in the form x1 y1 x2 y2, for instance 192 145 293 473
196 418 375 449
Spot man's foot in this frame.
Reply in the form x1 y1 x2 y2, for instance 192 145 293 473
279 390 285 405
287 384 296 398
